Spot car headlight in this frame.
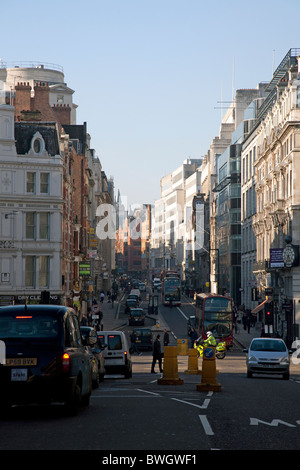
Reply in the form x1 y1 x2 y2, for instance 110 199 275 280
248 356 258 363
280 356 289 364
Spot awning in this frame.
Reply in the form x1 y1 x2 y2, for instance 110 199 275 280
251 298 272 315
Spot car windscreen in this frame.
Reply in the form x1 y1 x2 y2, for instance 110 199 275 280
251 340 287 352
0 315 60 339
100 334 122 350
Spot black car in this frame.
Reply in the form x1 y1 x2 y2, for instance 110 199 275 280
80 326 106 387
128 308 145 326
0 304 92 415
133 328 153 351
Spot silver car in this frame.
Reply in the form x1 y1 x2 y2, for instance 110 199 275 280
244 337 290 380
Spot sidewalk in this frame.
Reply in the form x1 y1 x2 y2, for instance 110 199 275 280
233 323 261 349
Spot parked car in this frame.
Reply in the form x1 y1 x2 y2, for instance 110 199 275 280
80 326 106 387
244 337 291 380
0 304 92 415
129 308 145 326
133 328 153 351
97 331 132 378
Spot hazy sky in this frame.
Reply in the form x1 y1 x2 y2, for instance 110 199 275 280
2 0 300 206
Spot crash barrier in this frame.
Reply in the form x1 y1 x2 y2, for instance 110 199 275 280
177 338 188 355
158 346 184 385
184 348 201 375
196 346 221 392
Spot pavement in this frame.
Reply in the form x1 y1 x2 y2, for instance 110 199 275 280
97 292 259 350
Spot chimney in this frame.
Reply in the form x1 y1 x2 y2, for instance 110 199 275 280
14 82 31 119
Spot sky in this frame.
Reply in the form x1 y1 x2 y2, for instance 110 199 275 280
2 0 300 207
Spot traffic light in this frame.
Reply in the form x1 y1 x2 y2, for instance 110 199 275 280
265 302 274 325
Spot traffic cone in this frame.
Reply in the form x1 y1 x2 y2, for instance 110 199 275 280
158 346 184 385
184 348 201 374
196 346 221 392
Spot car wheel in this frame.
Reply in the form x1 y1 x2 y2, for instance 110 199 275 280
65 383 82 416
282 372 290 380
247 370 252 378
93 370 100 388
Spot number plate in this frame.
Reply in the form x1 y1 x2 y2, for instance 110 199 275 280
5 358 37 366
11 369 28 381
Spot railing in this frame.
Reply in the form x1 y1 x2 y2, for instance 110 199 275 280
0 61 64 73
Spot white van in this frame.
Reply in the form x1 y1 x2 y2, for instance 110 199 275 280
97 331 132 378
130 288 141 300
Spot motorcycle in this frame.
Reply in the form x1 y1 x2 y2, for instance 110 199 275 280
193 338 226 359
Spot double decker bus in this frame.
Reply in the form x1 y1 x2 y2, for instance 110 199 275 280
194 293 233 347
162 272 181 306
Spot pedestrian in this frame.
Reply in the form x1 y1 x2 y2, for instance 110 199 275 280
151 334 163 373
130 330 141 355
100 291 105 303
163 329 169 347
190 328 198 348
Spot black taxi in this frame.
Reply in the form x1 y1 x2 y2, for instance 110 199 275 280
0 304 92 415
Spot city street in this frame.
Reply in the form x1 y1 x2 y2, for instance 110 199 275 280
1 292 300 452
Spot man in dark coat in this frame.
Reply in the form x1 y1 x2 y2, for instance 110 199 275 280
151 334 163 373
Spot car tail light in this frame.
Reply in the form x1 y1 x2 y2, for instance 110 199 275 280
62 353 70 373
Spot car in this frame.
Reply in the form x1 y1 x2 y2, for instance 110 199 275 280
244 337 291 380
125 298 138 314
129 308 145 326
80 326 106 387
130 288 141 300
97 331 132 378
0 304 92 415
133 327 153 351
128 293 139 302
139 283 146 291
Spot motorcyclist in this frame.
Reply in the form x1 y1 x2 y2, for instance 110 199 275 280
203 331 217 347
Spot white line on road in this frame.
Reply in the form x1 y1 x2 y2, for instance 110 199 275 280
199 415 214 435
171 397 211 409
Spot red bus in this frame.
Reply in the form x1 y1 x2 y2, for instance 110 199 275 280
194 293 233 347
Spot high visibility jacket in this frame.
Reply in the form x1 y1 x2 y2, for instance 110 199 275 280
204 335 216 347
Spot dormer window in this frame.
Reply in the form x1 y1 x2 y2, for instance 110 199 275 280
29 132 47 156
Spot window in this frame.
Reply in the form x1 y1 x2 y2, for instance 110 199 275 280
25 256 35 287
39 256 49 288
39 213 49 239
26 212 36 239
40 173 49 194
25 255 50 288
25 212 50 240
26 172 36 193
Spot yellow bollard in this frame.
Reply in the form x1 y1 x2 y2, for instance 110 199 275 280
184 348 201 375
196 346 221 392
177 338 188 356
158 346 184 385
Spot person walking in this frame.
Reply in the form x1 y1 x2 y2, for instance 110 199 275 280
130 330 142 355
151 334 163 373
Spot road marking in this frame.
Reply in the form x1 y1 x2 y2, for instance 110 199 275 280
171 397 211 409
250 418 297 427
199 415 214 435
177 307 188 320
136 389 161 396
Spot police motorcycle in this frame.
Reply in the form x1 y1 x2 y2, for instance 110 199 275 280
193 332 226 359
